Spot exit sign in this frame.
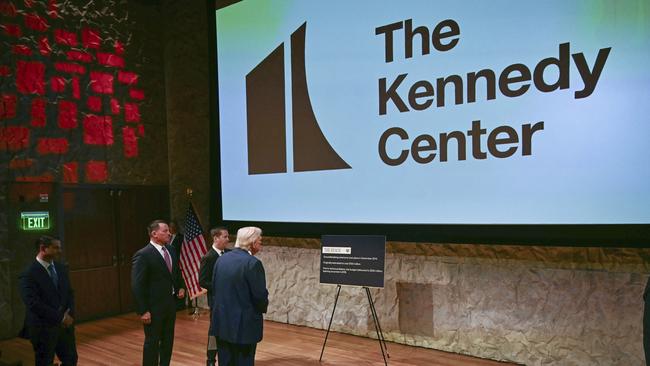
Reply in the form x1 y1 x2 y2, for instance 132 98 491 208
21 212 50 231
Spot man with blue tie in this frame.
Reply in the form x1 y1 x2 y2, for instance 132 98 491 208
132 220 186 366
19 235 78 366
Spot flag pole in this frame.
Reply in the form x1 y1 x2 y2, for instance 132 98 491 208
178 188 209 319
186 188 200 318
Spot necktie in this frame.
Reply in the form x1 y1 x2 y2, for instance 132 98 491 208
48 264 59 287
162 247 172 273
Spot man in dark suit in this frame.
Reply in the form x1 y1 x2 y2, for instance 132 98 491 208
132 220 186 366
199 226 230 366
19 235 78 366
168 220 186 311
210 226 268 366
168 220 184 259
199 226 231 309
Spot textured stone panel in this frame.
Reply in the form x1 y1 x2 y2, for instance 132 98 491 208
261 246 371 334
257 244 648 366
397 282 434 337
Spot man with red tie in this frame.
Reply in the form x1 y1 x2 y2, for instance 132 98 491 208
132 220 186 366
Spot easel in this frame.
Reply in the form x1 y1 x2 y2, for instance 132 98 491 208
319 284 390 365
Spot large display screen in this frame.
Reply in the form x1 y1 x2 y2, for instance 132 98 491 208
213 1 649 236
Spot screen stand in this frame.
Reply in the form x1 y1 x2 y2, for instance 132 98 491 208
319 285 389 365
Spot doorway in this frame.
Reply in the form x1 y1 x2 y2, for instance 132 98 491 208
62 185 169 321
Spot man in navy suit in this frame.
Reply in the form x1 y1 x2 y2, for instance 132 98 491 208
199 226 230 309
210 226 268 366
19 235 78 366
199 226 230 366
169 219 187 311
132 220 186 366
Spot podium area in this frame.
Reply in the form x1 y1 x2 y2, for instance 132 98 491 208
0 310 517 366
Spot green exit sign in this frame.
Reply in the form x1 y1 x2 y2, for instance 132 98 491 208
21 212 50 231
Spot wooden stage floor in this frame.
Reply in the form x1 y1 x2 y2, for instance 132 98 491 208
0 310 517 365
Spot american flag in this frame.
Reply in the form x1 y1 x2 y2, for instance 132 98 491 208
179 204 208 299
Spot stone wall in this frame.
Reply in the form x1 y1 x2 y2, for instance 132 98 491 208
259 238 649 366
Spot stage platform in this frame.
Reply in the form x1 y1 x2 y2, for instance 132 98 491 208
0 310 518 365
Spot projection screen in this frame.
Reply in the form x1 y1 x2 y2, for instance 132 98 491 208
212 0 650 244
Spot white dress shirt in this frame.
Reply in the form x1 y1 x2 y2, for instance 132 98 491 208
150 241 175 294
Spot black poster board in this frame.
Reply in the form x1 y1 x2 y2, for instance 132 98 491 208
320 235 386 288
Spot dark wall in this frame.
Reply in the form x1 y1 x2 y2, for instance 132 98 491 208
0 0 169 339
0 0 168 185
162 0 211 225
0 183 10 339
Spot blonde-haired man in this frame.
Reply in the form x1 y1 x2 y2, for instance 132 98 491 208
209 226 268 366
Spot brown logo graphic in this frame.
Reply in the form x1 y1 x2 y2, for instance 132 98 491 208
246 23 351 175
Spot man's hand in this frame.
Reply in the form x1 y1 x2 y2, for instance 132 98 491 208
140 311 152 325
177 288 185 299
62 309 74 328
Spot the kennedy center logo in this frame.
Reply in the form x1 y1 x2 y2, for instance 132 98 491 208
245 22 351 175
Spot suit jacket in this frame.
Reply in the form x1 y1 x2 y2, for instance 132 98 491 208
169 234 184 257
199 247 230 308
209 248 268 345
19 260 75 334
131 243 184 315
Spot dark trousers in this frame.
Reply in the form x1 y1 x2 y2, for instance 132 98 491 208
207 308 217 363
216 339 256 366
29 325 78 366
143 300 176 366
